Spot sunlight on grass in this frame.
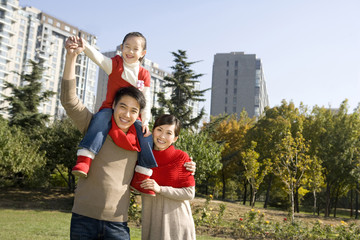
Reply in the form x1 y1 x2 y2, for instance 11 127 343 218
0 209 224 240
0 209 71 240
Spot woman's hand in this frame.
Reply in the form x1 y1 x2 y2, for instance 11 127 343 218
140 179 161 193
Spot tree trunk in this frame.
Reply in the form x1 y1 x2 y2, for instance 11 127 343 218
243 179 247 205
356 182 359 219
295 187 300 213
264 175 273 209
313 190 317 216
350 189 353 218
251 190 257 207
333 185 340 218
325 181 331 217
249 185 253 206
221 170 226 200
290 188 295 224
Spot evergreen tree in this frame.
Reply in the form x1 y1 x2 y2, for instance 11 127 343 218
1 60 55 133
153 50 209 129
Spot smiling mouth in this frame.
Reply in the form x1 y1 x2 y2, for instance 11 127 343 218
157 139 166 144
119 117 129 123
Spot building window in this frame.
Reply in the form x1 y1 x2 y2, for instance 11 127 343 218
234 88 237 94
233 107 236 112
234 69 238 76
234 79 237 86
225 97 227 104
65 25 70 32
225 106 227 113
226 61 229 67
226 79 228 85
226 70 229 76
56 22 61 27
225 88 228 94
233 97 237 104
254 107 260 116
235 60 238 67
48 18 53 24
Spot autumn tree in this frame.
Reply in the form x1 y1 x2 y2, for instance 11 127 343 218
208 111 255 199
274 130 312 223
241 141 272 207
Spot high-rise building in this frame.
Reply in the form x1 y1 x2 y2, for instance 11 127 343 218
210 52 269 118
0 1 98 120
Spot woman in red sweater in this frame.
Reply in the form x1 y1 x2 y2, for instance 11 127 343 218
140 114 196 240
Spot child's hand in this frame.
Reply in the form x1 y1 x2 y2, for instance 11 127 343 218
184 157 196 175
65 36 84 56
142 125 151 137
140 179 160 193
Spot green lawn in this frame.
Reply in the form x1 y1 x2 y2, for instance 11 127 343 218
0 209 223 240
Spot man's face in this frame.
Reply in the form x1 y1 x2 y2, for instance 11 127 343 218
112 95 140 133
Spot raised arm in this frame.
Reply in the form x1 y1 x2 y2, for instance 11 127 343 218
82 38 112 75
61 36 92 133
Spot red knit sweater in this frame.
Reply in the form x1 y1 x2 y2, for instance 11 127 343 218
151 145 195 188
100 55 151 110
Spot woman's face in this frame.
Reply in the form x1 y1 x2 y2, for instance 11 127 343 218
152 124 178 151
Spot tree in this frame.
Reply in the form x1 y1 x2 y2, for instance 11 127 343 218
153 50 209 129
241 141 272 207
1 59 55 134
273 131 312 223
0 118 46 187
40 118 82 191
247 100 303 208
175 129 222 194
308 101 358 217
208 111 255 200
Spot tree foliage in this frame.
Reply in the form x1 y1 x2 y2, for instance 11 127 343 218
175 129 222 186
40 118 82 191
153 50 209 129
1 60 55 134
0 118 46 187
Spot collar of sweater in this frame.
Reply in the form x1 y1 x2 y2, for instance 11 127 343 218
152 145 181 167
122 59 140 86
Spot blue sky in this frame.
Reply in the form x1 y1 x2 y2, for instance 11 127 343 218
20 0 360 115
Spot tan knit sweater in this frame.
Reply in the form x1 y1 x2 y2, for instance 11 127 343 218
60 77 137 222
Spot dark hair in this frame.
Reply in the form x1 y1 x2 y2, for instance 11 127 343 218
113 86 146 111
153 114 181 137
122 32 147 62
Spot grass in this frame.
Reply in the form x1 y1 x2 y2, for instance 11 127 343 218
0 209 70 240
0 209 224 240
1 188 359 240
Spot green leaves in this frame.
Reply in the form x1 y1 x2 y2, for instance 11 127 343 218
153 50 209 129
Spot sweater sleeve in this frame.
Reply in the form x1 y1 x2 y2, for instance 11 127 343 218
141 86 151 126
158 186 195 201
60 77 92 134
84 39 112 75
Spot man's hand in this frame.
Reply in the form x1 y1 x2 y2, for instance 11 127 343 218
184 157 196 175
65 36 85 56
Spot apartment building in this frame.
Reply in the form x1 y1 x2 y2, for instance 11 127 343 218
210 52 269 118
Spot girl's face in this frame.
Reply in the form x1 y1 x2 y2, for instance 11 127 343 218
120 36 146 64
152 124 178 151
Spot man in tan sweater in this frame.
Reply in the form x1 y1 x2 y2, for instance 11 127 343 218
62 37 145 239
